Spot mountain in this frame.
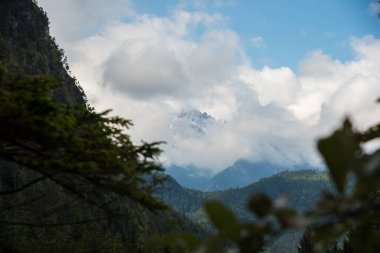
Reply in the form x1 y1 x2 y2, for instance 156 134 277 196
156 176 205 214
158 169 331 253
165 164 213 189
159 169 330 220
167 159 314 192
169 110 215 138
208 169 330 219
202 160 289 191
0 0 85 105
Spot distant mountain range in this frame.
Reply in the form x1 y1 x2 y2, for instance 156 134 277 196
165 164 213 189
165 159 314 191
160 169 330 220
169 109 216 138
158 169 331 253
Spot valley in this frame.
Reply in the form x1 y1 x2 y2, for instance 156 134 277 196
158 169 331 252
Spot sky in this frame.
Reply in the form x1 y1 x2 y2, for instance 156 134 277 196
38 0 380 173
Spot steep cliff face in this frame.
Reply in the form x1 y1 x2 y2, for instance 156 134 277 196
0 0 85 105
0 0 85 201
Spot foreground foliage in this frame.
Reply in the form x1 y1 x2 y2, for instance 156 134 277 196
0 69 166 220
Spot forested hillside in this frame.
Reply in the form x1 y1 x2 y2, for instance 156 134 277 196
160 170 330 220
157 170 331 252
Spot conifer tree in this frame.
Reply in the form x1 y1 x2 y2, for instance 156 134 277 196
0 69 166 226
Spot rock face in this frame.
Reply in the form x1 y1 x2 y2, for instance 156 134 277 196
0 0 86 216
0 0 85 105
170 109 216 138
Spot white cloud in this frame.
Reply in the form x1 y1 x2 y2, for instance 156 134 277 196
69 10 239 100
38 0 134 47
251 36 266 48
239 65 298 107
102 40 187 98
37 1 380 172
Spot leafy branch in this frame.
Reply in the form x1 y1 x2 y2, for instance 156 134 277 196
0 69 167 220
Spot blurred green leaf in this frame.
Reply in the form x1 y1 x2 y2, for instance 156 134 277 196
204 201 237 231
273 207 298 227
317 118 361 193
156 232 201 253
248 193 273 218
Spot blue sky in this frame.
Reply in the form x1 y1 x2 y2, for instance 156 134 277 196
133 0 380 70
40 0 380 171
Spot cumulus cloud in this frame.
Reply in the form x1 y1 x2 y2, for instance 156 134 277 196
239 65 298 107
69 10 239 100
103 41 186 98
38 1 380 172
38 0 134 45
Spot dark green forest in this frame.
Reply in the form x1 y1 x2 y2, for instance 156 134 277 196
1 0 380 253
